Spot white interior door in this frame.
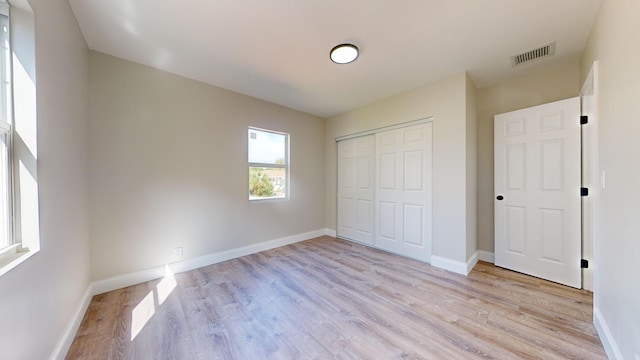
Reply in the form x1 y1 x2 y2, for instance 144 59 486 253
337 135 375 245
494 97 581 288
375 123 432 262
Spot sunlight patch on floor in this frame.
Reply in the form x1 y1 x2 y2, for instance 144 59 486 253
157 265 177 305
130 291 155 341
130 265 177 340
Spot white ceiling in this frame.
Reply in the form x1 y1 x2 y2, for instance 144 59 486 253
68 0 602 118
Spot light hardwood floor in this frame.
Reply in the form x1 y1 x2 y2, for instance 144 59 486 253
67 236 606 359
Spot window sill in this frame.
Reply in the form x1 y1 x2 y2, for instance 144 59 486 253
249 196 288 203
0 245 37 277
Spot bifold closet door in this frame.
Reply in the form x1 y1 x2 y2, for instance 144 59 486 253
375 123 432 262
337 135 375 245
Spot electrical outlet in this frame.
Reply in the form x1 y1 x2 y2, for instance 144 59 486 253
172 247 183 260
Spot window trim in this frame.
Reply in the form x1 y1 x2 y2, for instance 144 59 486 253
0 7 12 254
248 126 290 201
0 1 40 277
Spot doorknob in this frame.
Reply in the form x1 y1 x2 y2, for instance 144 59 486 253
496 195 504 200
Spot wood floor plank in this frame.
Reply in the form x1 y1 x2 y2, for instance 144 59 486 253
66 237 606 359
66 290 127 359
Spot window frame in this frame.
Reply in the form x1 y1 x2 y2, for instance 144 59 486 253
248 126 290 201
0 5 13 253
0 1 33 278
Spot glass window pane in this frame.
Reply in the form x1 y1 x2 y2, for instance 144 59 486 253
249 167 286 200
0 14 9 125
0 11 10 251
248 129 286 164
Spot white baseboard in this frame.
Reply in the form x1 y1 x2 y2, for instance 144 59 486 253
594 307 624 360
466 252 479 273
431 252 480 276
478 250 494 263
49 284 94 360
92 229 326 295
431 256 467 275
324 228 337 237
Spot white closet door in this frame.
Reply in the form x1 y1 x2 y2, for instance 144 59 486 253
337 135 375 245
375 123 432 262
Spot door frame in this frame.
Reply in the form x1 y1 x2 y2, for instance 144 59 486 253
335 117 433 142
580 61 599 292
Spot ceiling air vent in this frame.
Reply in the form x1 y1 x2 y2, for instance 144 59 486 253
511 42 556 67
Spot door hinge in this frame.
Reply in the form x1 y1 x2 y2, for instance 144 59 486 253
580 115 588 125
581 187 589 196
581 259 589 268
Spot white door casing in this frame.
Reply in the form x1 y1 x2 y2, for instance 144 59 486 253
494 97 581 288
337 135 375 245
375 123 433 262
580 62 598 292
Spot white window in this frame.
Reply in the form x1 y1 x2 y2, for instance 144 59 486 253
0 8 12 253
248 127 289 200
0 1 39 277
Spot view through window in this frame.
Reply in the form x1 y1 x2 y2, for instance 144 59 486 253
248 127 288 200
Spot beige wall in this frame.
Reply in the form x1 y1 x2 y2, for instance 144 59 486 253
476 58 580 253
580 0 640 358
465 74 478 259
326 72 474 264
0 0 92 358
88 52 326 281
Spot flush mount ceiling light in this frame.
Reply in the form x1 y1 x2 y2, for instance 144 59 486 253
330 44 359 64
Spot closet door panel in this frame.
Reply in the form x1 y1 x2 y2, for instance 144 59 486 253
375 123 432 262
337 135 375 245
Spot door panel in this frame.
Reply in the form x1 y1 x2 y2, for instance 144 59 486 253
379 202 396 240
540 208 563 262
337 135 375 245
403 204 424 246
506 144 526 190
494 97 581 288
506 206 526 255
375 123 432 262
379 153 396 189
357 200 372 233
541 140 564 190
404 151 424 190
